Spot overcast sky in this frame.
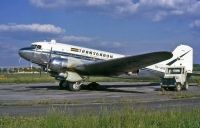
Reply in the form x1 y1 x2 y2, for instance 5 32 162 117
0 0 200 66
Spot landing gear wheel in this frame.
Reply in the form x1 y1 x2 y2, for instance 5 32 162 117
69 82 82 91
183 82 189 90
59 80 69 89
176 83 182 92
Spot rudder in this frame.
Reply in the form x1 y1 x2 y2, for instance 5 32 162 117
166 44 193 73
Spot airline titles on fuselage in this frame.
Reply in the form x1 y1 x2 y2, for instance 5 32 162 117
71 47 114 59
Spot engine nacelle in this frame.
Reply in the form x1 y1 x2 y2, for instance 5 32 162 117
55 72 83 82
49 58 68 72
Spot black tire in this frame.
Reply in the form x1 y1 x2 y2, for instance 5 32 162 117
68 82 82 91
176 83 182 91
183 82 189 90
59 80 68 89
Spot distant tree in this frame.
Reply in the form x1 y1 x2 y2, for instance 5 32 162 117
193 64 200 71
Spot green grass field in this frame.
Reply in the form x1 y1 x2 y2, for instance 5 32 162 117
0 73 159 84
0 73 199 84
1 108 200 128
0 73 55 84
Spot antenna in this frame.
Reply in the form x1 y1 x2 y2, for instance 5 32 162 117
51 39 56 44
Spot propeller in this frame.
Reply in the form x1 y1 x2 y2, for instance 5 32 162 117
18 57 22 73
30 62 33 70
30 49 36 73
46 47 53 72
18 57 21 65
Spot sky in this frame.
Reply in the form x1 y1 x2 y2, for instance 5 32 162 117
0 0 200 66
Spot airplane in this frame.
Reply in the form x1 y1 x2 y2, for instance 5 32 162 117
18 39 193 91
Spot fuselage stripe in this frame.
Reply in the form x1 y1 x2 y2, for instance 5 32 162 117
34 49 105 61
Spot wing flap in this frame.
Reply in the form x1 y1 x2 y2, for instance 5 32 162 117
75 51 173 76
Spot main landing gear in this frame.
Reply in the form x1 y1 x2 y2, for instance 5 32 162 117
59 81 100 91
59 80 82 91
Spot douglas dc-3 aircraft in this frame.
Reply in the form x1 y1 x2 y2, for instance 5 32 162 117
19 40 194 91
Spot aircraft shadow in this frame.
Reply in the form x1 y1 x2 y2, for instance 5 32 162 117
82 83 159 93
28 85 59 90
97 83 159 88
28 82 159 94
82 86 145 94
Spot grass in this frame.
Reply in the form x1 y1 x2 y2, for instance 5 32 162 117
0 73 55 84
88 76 158 82
189 76 200 84
0 73 159 84
1 108 200 128
0 73 199 84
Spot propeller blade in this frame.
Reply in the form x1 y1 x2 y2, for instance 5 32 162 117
46 47 53 72
18 57 21 64
34 47 37 57
30 62 33 72
49 47 53 61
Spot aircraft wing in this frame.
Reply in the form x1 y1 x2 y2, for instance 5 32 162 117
75 51 173 76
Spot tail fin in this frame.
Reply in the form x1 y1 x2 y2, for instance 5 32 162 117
165 44 193 73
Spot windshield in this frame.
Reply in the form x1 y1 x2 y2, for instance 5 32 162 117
167 68 182 74
31 45 42 49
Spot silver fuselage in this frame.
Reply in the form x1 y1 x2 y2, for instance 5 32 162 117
19 41 164 78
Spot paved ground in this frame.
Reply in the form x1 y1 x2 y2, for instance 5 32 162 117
0 82 200 116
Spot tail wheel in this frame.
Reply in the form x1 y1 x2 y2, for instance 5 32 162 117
176 83 182 91
69 82 82 91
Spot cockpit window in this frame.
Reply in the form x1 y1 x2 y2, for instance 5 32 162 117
31 45 37 49
31 45 42 49
37 45 41 49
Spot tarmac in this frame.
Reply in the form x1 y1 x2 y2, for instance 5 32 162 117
0 82 200 116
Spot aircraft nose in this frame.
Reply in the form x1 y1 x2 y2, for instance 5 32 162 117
18 48 26 58
18 47 32 61
18 48 23 57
